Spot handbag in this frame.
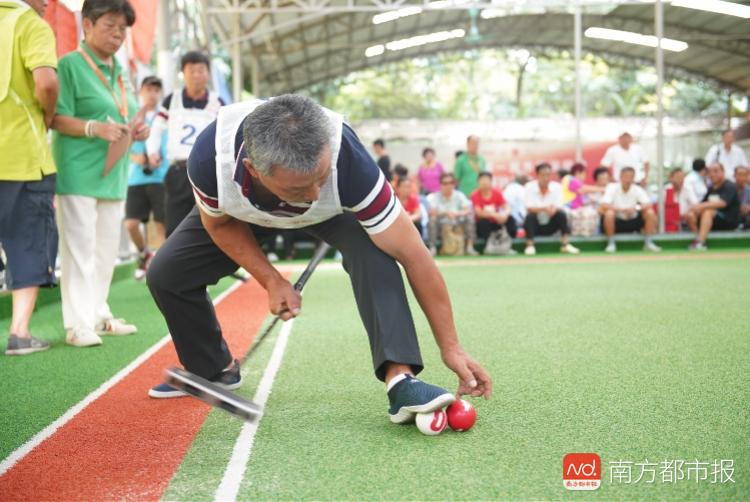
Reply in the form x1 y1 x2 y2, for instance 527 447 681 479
440 224 465 256
484 228 513 255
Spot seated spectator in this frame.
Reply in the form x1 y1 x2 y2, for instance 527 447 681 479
471 172 517 251
427 173 477 256
391 164 409 187
664 168 684 233
417 147 444 195
396 177 423 236
663 167 700 233
684 158 707 204
685 163 740 250
584 166 610 211
733 165 749 229
523 163 579 256
564 163 606 236
503 174 528 228
601 167 661 252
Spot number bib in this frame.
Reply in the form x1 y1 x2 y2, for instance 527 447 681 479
167 90 221 162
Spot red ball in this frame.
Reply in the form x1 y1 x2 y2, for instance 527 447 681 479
446 399 477 432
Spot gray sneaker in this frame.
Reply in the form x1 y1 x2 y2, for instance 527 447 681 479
5 334 50 356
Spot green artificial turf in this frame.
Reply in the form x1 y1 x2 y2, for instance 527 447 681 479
217 255 748 500
3 252 748 501
0 274 236 460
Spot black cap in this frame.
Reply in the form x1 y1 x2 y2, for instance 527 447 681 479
140 76 163 89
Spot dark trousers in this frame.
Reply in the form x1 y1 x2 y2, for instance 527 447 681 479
523 210 569 241
267 230 297 259
476 217 518 240
147 208 423 382
164 162 195 237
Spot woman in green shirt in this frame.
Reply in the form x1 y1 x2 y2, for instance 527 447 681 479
52 0 147 348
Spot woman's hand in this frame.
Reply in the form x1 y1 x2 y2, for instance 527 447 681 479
130 120 150 141
94 122 129 142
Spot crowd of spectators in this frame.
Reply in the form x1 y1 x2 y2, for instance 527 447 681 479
373 130 749 257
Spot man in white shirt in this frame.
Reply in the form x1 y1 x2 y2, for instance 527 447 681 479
502 174 527 226
600 132 650 184
676 170 699 218
522 163 579 256
684 158 708 206
146 52 224 235
600 167 661 253
704 130 747 183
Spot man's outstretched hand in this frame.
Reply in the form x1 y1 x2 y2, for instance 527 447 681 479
441 346 492 399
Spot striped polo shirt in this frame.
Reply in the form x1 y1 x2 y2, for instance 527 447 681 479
187 119 398 234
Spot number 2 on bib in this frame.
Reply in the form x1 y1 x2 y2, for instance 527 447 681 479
180 124 198 146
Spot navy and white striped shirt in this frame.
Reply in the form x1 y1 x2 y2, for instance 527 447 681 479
187 119 399 234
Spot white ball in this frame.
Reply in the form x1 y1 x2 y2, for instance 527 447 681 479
415 409 447 435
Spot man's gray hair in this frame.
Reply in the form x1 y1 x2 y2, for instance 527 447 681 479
243 95 333 176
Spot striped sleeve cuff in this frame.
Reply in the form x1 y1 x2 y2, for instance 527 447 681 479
193 192 225 218
189 174 225 218
354 176 400 234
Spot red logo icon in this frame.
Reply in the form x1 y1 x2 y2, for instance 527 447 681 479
430 410 446 431
563 453 601 490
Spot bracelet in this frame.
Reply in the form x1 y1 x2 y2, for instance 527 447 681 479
85 120 96 138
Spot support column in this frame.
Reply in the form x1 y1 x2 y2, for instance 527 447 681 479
574 3 583 163
727 91 732 130
157 0 173 94
232 14 243 101
655 0 665 234
251 53 261 98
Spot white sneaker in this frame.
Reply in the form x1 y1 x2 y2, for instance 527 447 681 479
561 243 580 254
66 328 103 347
524 245 536 256
266 252 279 263
96 318 138 336
643 241 662 252
605 242 617 253
689 240 707 251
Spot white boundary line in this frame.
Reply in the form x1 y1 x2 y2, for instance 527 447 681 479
214 318 295 502
0 279 246 476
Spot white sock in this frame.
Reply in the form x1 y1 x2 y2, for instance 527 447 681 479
386 373 409 392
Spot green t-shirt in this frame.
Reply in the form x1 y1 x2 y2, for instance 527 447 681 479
0 4 57 181
454 153 487 196
53 42 137 200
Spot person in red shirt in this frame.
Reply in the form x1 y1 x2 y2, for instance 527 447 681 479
396 177 423 236
664 168 683 233
471 172 517 245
